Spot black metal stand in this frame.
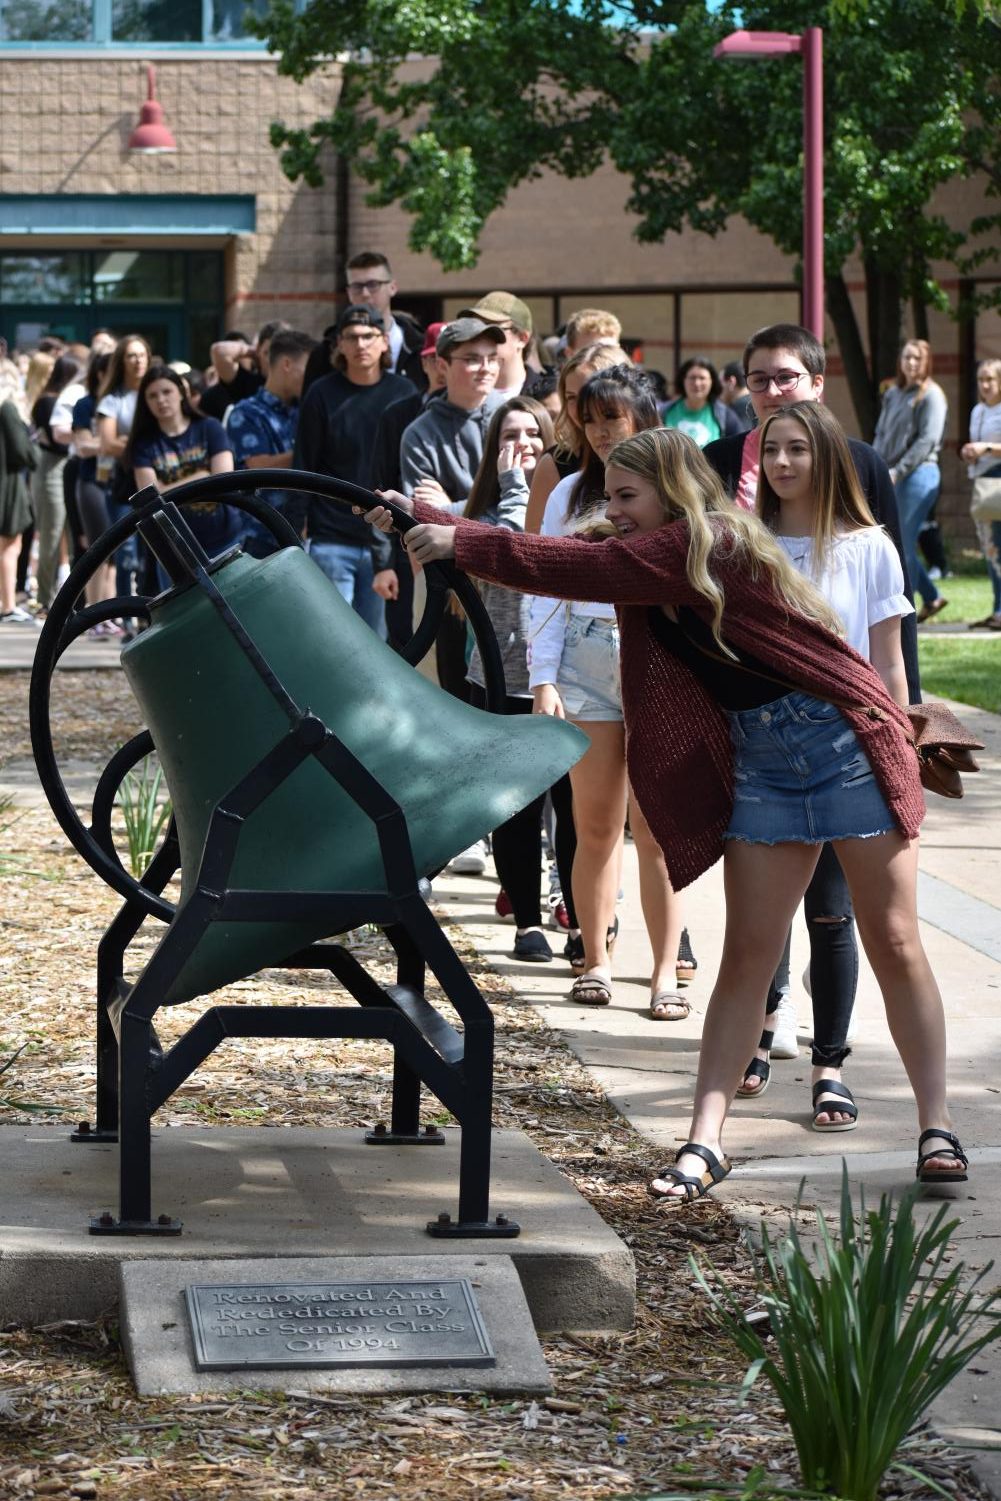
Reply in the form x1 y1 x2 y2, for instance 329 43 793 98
29 476 520 1240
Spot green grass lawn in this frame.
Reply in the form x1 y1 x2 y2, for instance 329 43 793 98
919 568 994 627
918 636 1001 713
912 551 1000 712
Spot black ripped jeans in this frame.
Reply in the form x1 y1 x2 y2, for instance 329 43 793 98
765 842 858 1066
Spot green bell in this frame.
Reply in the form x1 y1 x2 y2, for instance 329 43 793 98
122 546 586 1005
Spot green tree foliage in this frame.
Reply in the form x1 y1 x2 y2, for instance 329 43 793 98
255 0 1001 434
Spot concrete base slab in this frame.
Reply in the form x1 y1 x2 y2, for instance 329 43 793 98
120 1254 552 1396
0 1126 633 1334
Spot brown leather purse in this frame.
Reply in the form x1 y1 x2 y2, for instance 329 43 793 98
905 703 985 799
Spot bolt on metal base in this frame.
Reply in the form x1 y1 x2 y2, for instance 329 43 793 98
426 1211 520 1238
365 1122 446 1145
71 1121 119 1144
89 1211 183 1236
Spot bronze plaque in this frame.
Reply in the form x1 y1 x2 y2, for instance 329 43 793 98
185 1278 495 1370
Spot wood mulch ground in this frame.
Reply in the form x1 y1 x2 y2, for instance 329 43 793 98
0 669 991 1501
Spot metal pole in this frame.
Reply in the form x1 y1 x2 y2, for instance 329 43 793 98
802 26 825 341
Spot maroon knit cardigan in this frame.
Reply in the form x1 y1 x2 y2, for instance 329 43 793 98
413 501 925 890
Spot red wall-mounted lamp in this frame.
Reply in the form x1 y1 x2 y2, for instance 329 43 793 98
128 64 178 154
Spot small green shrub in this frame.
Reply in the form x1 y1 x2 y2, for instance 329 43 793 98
695 1166 1001 1501
115 754 172 878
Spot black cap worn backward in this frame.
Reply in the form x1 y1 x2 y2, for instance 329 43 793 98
335 303 386 335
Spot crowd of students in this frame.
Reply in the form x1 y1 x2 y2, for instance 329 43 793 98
0 259 987 1206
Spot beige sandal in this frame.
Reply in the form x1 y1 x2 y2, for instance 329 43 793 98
649 991 690 1022
570 973 612 1006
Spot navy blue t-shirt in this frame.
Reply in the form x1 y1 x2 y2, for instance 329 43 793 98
133 416 239 554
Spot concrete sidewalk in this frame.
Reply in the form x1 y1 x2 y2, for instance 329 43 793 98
430 695 1001 1493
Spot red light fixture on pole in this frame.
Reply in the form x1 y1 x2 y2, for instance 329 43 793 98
128 63 178 155
713 28 824 342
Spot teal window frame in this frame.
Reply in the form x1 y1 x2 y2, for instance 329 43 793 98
0 0 277 47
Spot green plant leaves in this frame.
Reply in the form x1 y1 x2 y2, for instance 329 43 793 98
694 1165 1001 1500
114 754 172 880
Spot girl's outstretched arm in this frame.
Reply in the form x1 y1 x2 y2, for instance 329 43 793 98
362 496 694 608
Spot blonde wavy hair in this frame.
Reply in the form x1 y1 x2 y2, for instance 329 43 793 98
604 427 845 654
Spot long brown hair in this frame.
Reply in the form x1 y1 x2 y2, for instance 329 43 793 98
757 402 876 562
565 364 660 524
896 339 933 389
464 396 555 521
98 333 153 399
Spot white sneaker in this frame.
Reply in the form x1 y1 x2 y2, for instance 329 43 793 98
0 606 40 627
769 994 799 1058
449 840 487 875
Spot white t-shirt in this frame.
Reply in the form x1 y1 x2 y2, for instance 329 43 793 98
50 381 87 446
96 387 139 436
528 472 615 689
776 526 913 660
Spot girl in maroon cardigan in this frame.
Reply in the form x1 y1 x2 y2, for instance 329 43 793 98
362 425 967 1203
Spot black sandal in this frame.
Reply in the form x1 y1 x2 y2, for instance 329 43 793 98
916 1129 969 1184
563 932 585 972
648 1142 732 1202
736 1028 773 1098
676 926 697 986
811 1079 858 1133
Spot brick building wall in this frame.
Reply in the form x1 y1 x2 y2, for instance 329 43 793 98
0 53 343 332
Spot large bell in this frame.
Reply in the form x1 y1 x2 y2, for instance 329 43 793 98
122 546 586 1006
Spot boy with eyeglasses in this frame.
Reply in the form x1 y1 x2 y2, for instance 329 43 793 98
345 251 426 389
458 292 550 399
399 318 505 506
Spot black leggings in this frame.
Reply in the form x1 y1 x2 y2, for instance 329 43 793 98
766 842 858 1066
468 685 577 929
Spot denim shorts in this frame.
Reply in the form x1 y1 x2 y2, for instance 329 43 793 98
558 615 622 722
724 691 896 845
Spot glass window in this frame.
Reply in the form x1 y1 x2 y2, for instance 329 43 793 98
186 251 223 305
0 0 91 40
92 251 184 303
209 0 267 41
0 253 89 304
186 311 221 370
111 0 201 42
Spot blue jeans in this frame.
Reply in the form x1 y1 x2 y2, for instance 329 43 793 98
308 540 386 639
106 495 140 604
896 462 941 608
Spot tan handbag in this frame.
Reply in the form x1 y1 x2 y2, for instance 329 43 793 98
905 703 985 799
970 475 1001 523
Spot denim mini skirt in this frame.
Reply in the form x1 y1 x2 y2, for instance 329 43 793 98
558 615 623 722
724 691 896 845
